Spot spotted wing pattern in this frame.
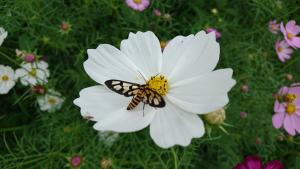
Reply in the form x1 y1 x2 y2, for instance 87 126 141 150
104 80 141 97
143 88 165 107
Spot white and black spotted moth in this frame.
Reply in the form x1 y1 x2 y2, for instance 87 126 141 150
104 80 165 110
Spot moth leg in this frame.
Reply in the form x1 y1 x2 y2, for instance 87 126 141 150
142 103 146 117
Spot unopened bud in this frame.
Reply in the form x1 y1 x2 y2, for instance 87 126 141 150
32 85 46 94
101 158 112 169
24 54 35 63
204 108 226 125
240 85 249 93
285 74 293 81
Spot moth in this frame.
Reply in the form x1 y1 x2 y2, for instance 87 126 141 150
104 80 165 110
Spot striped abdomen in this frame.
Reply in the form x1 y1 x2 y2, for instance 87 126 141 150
127 89 145 110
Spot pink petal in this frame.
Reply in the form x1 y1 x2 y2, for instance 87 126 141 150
290 25 300 35
233 163 247 169
296 107 300 116
279 86 289 95
277 54 286 62
141 0 149 6
280 22 287 35
283 48 293 54
283 115 296 135
279 40 289 48
291 37 300 48
292 114 300 133
281 53 291 60
289 85 300 105
274 101 285 113
264 160 284 169
272 112 285 129
285 20 296 33
244 156 263 169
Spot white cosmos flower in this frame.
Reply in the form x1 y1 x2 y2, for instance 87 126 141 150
0 65 15 94
74 31 236 148
37 89 64 112
0 27 8 46
15 61 50 86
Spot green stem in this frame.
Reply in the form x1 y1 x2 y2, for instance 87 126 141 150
171 147 178 169
0 50 20 66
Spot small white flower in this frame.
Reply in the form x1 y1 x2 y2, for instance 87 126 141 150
37 89 64 112
0 27 8 46
0 65 15 94
15 61 50 86
98 131 119 147
74 31 236 148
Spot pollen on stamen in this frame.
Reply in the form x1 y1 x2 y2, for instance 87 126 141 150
2 75 9 81
147 75 169 96
29 68 37 77
287 32 294 39
286 103 296 115
284 93 297 102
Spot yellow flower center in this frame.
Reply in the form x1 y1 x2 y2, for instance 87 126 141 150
287 32 294 39
48 98 57 105
133 0 142 4
284 93 297 102
285 103 296 115
2 75 9 81
29 68 37 77
277 46 283 52
146 75 169 96
271 25 275 30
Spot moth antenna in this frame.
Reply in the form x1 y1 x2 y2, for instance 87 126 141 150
137 71 147 83
154 73 160 77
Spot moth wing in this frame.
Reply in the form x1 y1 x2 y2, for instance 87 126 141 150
143 89 165 107
104 80 141 97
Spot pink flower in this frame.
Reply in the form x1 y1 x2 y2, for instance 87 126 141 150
31 85 46 95
234 156 263 169
275 40 293 62
233 156 284 169
272 85 300 136
153 9 161 16
268 20 280 34
125 0 150 12
70 155 83 167
280 20 300 48
206 28 221 39
240 111 248 119
264 160 284 169
24 54 35 63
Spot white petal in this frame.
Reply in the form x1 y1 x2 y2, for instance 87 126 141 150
0 82 14 94
36 69 49 84
3 65 14 78
0 27 7 46
37 96 50 111
5 81 15 92
120 31 162 79
161 31 219 83
15 68 26 79
167 69 236 114
37 61 48 69
150 99 205 148
84 44 142 84
74 85 155 132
